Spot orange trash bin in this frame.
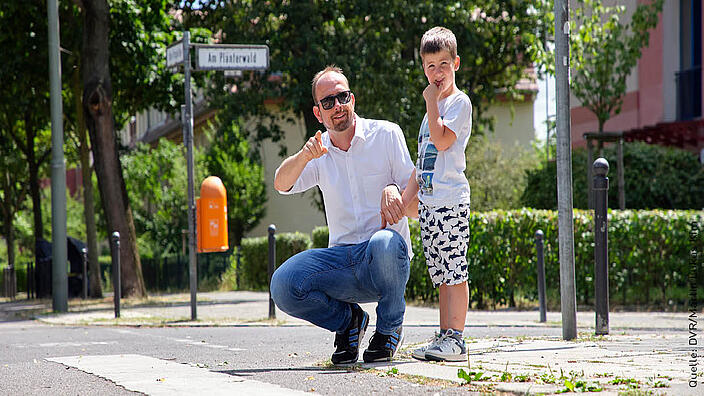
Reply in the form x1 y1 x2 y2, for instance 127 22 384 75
197 176 229 253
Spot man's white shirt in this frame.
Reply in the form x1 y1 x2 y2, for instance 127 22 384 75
276 115 414 259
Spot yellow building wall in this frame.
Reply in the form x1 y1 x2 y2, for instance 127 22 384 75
484 100 537 149
245 110 327 239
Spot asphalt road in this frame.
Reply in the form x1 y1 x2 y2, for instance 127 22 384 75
0 320 575 395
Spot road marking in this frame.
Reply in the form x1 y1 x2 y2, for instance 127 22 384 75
111 329 246 352
13 341 119 348
47 354 307 396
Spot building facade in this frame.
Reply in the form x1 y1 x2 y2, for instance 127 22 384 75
570 0 703 156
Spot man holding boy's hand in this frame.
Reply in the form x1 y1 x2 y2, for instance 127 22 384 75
271 65 415 365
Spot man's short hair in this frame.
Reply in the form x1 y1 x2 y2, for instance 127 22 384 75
420 27 457 60
311 65 348 103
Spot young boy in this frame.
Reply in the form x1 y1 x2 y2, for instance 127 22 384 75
402 26 472 362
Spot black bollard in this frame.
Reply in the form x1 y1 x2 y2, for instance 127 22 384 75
593 158 610 335
535 230 547 323
235 248 241 290
82 248 88 300
268 224 276 319
27 262 34 300
111 232 121 319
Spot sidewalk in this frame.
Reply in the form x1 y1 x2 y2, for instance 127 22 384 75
1 291 701 395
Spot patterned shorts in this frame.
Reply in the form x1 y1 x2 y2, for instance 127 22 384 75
419 202 470 287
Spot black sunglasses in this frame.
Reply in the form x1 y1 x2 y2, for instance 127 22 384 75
317 90 352 110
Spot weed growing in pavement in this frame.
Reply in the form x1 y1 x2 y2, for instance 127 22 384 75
514 374 531 382
610 376 641 389
593 372 613 378
556 379 603 393
554 369 603 393
380 367 399 377
642 374 671 388
500 371 512 382
539 372 557 384
457 369 490 384
576 332 609 342
617 390 661 396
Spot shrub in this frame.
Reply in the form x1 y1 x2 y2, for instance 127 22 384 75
312 226 329 249
238 232 312 290
202 120 267 248
240 211 703 309
465 136 539 211
405 210 704 309
521 142 704 210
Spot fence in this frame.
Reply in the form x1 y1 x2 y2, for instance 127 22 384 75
101 252 231 292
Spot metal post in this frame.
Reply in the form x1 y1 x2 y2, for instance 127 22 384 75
268 224 276 319
27 262 34 300
617 138 625 210
593 158 610 335
112 232 121 318
82 248 88 300
587 138 594 209
554 0 577 340
182 31 198 321
535 230 547 323
48 0 67 313
2 268 13 299
235 248 241 289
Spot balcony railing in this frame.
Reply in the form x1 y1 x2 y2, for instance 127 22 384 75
676 66 702 120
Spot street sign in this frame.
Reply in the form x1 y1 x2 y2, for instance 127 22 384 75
166 40 184 68
166 32 269 321
195 45 269 71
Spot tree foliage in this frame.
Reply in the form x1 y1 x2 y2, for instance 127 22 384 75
563 0 664 132
182 0 550 149
466 137 539 211
0 135 29 270
201 120 267 248
0 2 54 264
122 139 202 258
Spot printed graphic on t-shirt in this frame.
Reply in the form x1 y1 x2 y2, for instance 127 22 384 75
417 116 438 196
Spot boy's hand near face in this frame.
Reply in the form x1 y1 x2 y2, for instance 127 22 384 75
423 82 442 103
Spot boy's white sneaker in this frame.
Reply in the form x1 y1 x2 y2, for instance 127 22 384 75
424 329 467 362
411 331 442 360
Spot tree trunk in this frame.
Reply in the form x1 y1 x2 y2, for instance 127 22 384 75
1 172 16 270
4 217 15 271
23 115 45 273
82 0 145 298
73 64 103 298
597 117 605 156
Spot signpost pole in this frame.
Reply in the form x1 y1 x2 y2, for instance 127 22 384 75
48 0 68 313
167 33 269 322
555 0 577 340
182 32 198 321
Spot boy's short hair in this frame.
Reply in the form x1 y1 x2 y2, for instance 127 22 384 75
420 27 457 60
311 65 349 103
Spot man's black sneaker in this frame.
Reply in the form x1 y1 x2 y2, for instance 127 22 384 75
331 305 369 365
362 326 404 363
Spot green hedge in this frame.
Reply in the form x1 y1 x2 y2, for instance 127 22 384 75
239 232 312 290
308 210 704 309
312 226 329 249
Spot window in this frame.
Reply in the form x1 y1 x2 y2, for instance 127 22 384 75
677 0 702 120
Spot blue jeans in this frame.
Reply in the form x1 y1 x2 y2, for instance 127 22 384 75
271 229 410 335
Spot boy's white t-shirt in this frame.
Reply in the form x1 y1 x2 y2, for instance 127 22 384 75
416 90 472 207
